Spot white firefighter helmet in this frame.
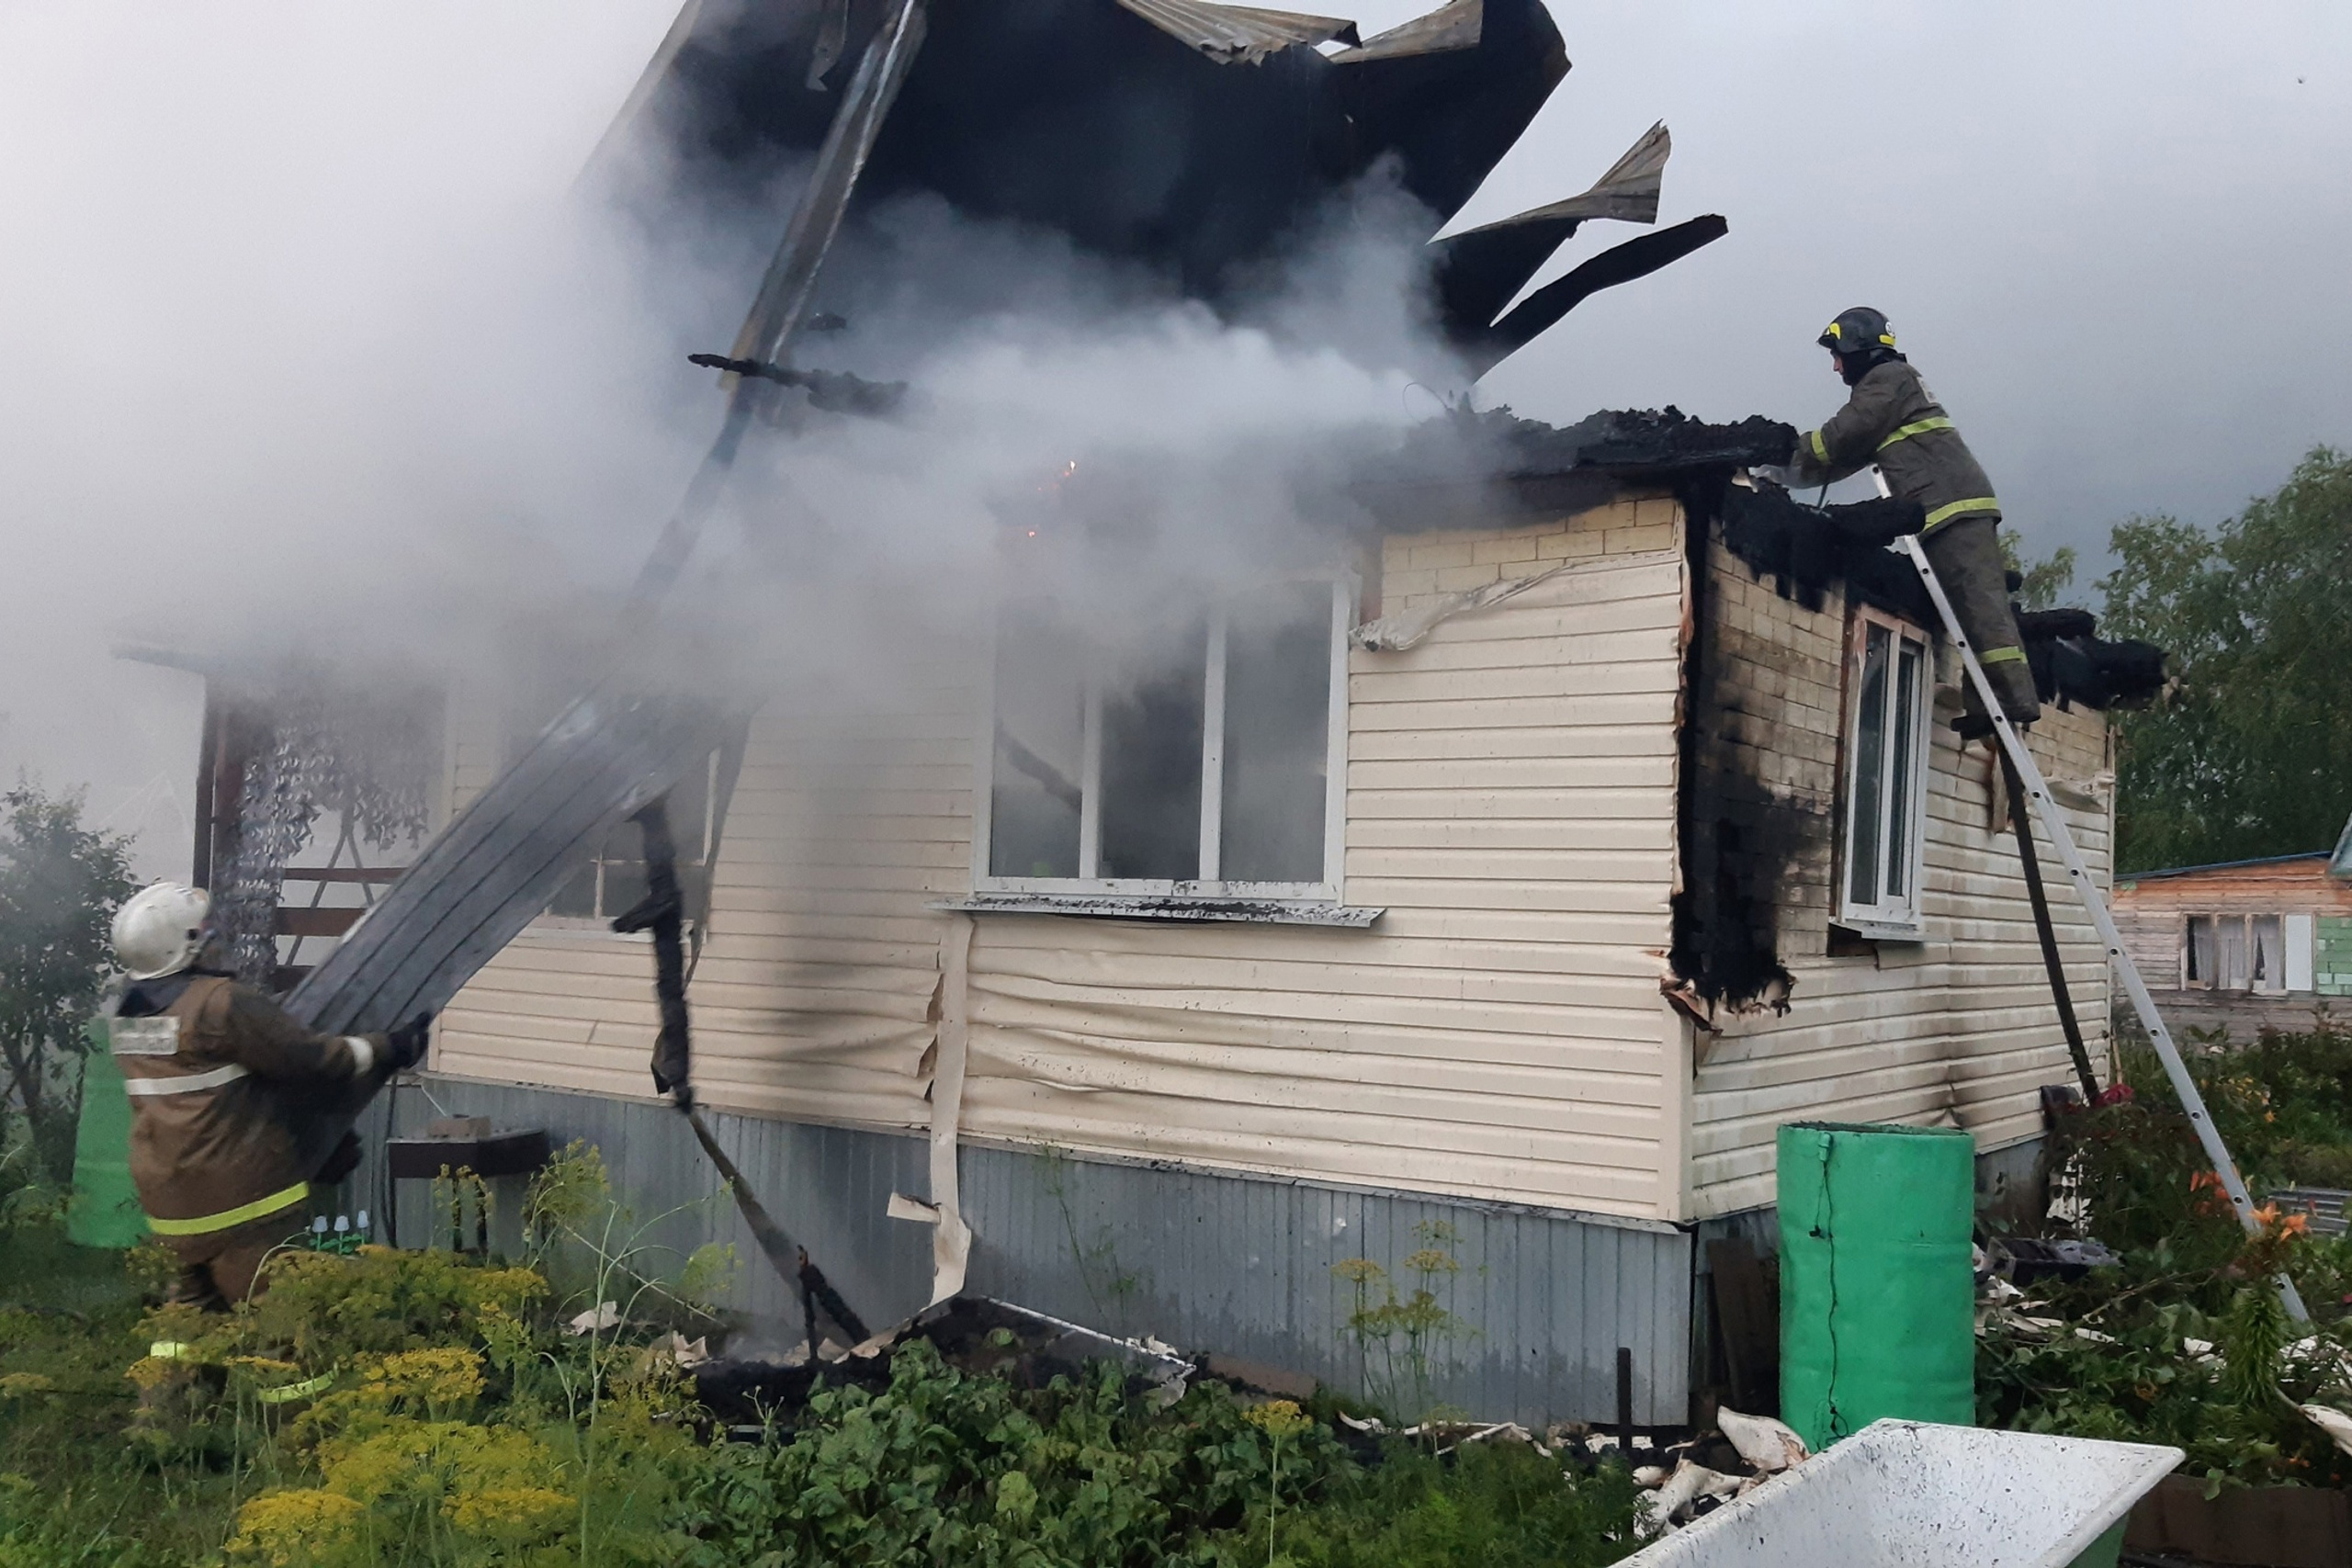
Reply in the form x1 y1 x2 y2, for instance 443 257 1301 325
112 882 212 981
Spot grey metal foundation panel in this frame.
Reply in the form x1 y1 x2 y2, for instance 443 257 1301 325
355 1076 1691 1426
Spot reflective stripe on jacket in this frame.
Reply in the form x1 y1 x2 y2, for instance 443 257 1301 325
113 974 384 1235
1791 359 2000 533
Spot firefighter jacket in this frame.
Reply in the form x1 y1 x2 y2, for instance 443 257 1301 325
110 972 386 1237
1789 358 2002 535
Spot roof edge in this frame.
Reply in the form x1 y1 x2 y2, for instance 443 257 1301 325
2117 851 2333 883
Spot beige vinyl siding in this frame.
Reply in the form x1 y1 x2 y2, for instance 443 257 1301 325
437 678 977 1122
683 689 976 1127
1688 541 2115 1217
435 498 1695 1220
957 525 1690 1217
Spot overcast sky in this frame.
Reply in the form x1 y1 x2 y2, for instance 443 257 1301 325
3 1 2347 874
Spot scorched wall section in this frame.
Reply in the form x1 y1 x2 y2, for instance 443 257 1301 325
1685 525 2115 1218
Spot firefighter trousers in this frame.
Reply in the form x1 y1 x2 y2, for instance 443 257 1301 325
1920 513 2041 724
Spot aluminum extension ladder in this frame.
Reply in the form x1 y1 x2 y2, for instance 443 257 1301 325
1893 534 2309 1320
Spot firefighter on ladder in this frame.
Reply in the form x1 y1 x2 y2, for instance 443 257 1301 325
1763 306 2041 732
107 882 430 1308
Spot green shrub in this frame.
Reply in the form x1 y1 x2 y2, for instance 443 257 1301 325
674 1337 1348 1567
3 1141 1650 1568
1983 1029 2352 1489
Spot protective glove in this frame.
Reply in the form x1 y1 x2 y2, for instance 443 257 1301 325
1747 463 1800 492
387 1012 434 1072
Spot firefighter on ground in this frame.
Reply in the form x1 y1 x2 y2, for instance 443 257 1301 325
1769 306 2041 731
107 882 429 1308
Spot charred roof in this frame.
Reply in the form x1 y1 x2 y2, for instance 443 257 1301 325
1356 402 2166 714
1717 484 2165 714
605 0 1724 377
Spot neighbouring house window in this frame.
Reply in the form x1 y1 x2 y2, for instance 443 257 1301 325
980 581 1351 896
1837 605 1932 937
2218 915 2250 990
2252 913 2286 994
2185 914 2216 987
548 751 718 922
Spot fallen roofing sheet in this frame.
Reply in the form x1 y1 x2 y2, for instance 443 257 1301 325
288 686 737 1033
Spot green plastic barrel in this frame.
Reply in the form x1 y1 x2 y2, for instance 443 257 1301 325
1779 1121 1975 1450
65 1018 148 1248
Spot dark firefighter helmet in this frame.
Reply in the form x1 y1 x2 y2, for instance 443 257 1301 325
1818 306 1896 357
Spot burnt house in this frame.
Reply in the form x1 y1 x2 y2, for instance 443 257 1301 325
374 407 2157 1425
208 0 2163 1424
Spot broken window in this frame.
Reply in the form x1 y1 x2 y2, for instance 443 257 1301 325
548 751 719 924
1837 607 1931 938
982 581 1348 896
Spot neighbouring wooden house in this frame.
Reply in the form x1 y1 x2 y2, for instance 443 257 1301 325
2112 844 2352 1041
334 409 2157 1426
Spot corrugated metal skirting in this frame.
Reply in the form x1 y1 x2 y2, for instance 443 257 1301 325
355 1077 1691 1426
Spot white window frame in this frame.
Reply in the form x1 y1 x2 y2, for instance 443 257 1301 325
971 578 1353 904
1836 604 1933 940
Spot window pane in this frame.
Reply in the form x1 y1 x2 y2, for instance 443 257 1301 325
1885 640 1922 899
2220 917 2248 990
601 861 650 920
1847 623 1892 908
549 861 598 919
2187 915 2213 984
1220 584 1332 884
1099 619 1207 880
989 604 1087 879
2254 914 2283 992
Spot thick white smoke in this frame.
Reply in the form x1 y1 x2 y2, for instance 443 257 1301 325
0 1 1465 885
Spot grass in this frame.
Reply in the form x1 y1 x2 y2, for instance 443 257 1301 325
0 1228 227 1565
